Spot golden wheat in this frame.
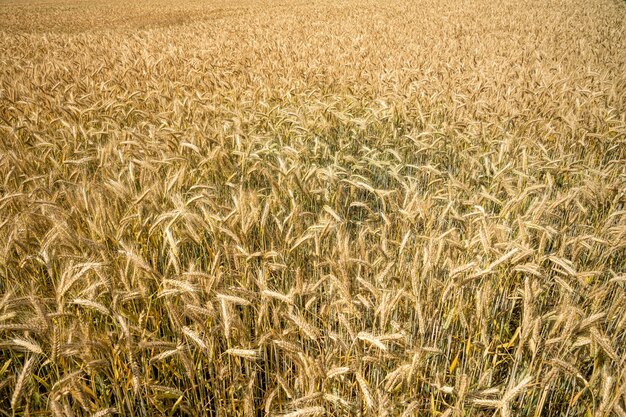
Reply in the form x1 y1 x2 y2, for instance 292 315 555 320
0 0 625 415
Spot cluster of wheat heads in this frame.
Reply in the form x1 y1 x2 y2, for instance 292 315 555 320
1 0 625 415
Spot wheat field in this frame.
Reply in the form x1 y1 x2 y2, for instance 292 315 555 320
1 0 625 415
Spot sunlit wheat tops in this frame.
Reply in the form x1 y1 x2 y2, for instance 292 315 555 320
1 0 625 415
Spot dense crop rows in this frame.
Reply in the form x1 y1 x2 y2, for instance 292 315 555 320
1 0 625 415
